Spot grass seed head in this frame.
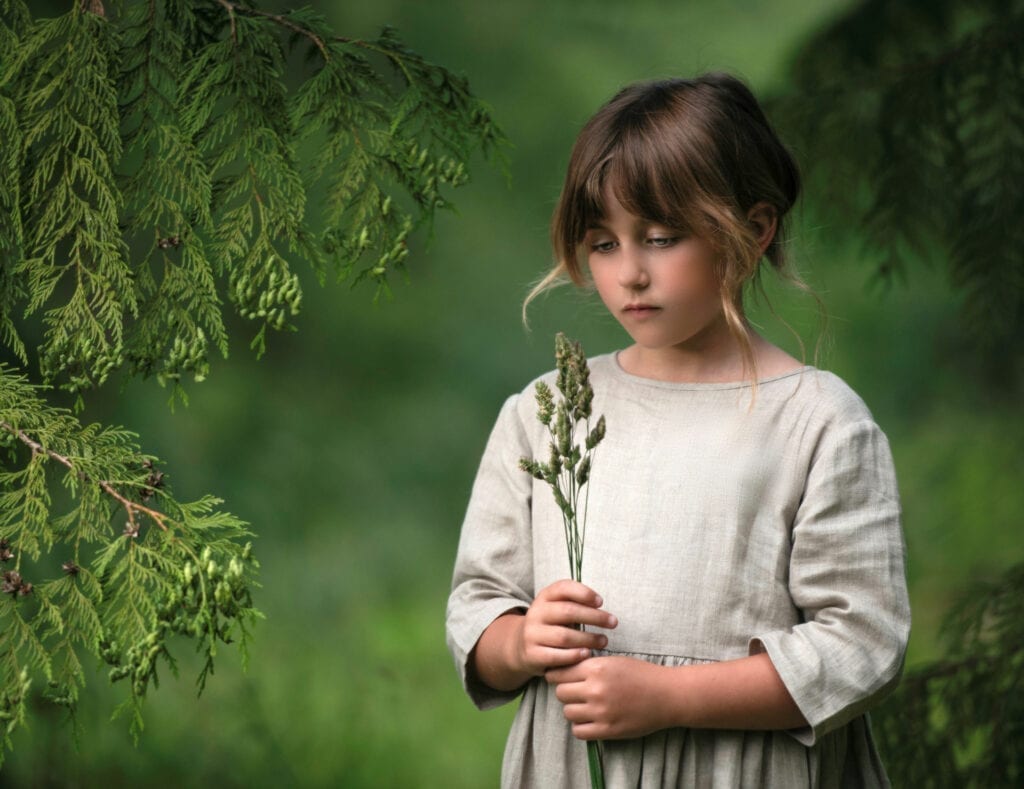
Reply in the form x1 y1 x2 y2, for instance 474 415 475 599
586 415 606 449
534 381 555 425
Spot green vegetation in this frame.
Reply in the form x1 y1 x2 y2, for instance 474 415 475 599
768 2 1024 781
0 0 506 775
1 0 1020 785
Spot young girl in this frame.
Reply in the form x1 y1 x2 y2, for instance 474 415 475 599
446 71 910 788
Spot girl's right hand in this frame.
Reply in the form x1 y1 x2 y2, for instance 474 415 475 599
513 579 618 677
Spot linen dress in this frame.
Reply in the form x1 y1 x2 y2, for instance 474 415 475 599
446 350 911 788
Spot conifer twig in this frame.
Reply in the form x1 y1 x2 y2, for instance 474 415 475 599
215 0 328 59
0 420 168 534
215 0 237 42
80 0 105 16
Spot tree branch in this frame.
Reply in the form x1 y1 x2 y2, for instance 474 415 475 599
775 12 1024 105
0 420 168 535
215 0 328 60
334 34 416 85
80 0 106 17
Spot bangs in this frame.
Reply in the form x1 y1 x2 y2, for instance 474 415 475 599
567 124 708 250
579 158 695 233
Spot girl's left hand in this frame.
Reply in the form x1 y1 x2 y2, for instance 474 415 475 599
545 656 673 740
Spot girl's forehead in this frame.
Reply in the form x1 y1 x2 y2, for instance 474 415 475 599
582 177 628 219
585 214 673 233
585 179 669 230
588 192 638 219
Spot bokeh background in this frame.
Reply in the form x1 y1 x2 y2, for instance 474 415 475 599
4 0 1022 785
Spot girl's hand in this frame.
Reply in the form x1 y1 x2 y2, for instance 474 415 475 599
514 579 618 677
546 652 809 739
470 580 616 693
546 656 672 740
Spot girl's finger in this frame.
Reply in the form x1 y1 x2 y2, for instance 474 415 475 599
569 721 602 741
539 601 618 630
561 702 595 726
537 579 604 608
545 663 585 684
538 623 608 650
552 679 588 704
534 646 592 670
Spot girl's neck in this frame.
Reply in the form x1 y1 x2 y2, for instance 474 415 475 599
618 332 802 384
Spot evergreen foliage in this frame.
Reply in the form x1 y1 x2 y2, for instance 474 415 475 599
872 562 1024 786
0 364 260 757
764 1 1024 777
765 0 1024 386
0 0 508 763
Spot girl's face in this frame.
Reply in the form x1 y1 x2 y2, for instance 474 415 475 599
584 182 727 354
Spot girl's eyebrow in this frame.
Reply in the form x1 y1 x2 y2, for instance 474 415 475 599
585 219 668 232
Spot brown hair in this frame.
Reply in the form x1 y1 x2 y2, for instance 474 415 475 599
523 71 825 395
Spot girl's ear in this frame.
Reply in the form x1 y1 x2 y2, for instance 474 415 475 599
746 202 778 256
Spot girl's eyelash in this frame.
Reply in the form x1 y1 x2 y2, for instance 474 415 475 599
589 236 679 252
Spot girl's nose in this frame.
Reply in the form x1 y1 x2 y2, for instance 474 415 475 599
617 246 649 289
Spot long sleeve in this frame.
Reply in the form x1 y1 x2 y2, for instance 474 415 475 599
448 358 911 786
446 394 536 710
749 417 911 746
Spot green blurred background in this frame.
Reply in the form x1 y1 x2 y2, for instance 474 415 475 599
5 0 1023 785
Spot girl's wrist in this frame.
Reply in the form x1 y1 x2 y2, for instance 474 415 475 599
651 663 698 730
665 663 707 729
473 611 534 692
504 612 537 680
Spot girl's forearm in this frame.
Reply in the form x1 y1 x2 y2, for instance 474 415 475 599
470 611 533 693
470 582 617 694
659 652 808 731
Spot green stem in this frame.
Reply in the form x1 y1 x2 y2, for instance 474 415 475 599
587 740 605 788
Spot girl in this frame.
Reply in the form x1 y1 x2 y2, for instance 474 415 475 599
446 72 910 788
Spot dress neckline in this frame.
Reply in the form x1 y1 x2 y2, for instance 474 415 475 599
606 349 815 391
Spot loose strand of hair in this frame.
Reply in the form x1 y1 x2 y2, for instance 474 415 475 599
759 238 831 371
720 294 760 411
522 259 573 330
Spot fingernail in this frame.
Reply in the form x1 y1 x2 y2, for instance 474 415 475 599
595 594 603 607
608 615 618 627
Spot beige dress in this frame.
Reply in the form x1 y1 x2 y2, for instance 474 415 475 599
446 351 911 788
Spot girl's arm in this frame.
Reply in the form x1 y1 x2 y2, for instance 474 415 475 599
545 652 807 741
471 579 618 693
545 415 911 744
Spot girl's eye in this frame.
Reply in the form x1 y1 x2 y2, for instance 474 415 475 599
648 236 677 247
590 241 616 253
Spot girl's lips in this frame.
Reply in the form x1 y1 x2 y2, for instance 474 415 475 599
624 305 660 314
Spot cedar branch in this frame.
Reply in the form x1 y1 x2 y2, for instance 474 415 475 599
80 0 106 16
215 0 328 60
776 12 1024 104
0 420 169 534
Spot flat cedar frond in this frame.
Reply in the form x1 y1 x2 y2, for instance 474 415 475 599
0 0 508 764
302 24 510 301
0 89 24 364
0 0 509 394
117 2 225 391
177 20 308 359
0 364 259 763
872 561 1024 786
9 9 133 396
765 1 1024 387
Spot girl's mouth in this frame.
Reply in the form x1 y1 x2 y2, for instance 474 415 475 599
624 304 660 317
